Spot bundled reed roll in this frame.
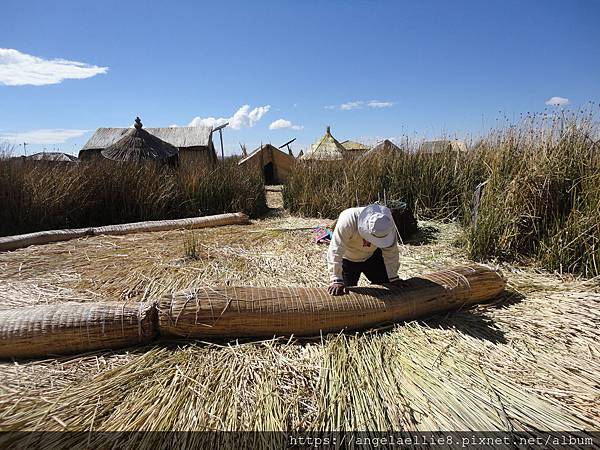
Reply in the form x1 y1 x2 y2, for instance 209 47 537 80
0 227 94 252
0 212 250 252
159 264 506 338
0 302 157 359
92 212 249 236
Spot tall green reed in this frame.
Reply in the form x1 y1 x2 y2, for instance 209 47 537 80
0 157 266 236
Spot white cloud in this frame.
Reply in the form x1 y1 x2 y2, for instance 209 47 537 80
0 48 108 86
188 116 226 128
0 129 89 144
269 119 291 129
269 119 304 131
340 101 364 111
245 105 270 126
329 100 395 111
545 96 570 106
188 104 271 130
367 100 394 108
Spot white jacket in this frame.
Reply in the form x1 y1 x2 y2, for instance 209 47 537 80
327 207 400 283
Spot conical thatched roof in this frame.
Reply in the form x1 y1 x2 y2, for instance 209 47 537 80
26 152 78 163
300 126 346 161
341 140 370 152
361 139 402 159
419 140 467 153
101 118 179 163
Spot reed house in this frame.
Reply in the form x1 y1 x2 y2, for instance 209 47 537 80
80 123 218 164
361 139 403 160
340 140 371 158
299 126 347 161
238 143 295 184
419 140 467 153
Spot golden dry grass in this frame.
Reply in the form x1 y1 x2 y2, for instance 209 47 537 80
0 215 598 437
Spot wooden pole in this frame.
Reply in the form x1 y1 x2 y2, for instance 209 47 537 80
219 129 224 160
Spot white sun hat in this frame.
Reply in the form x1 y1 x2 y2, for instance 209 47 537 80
357 204 396 248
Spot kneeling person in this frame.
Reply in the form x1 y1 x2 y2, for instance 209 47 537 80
327 204 404 296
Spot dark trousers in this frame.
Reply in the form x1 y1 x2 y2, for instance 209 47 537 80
342 248 390 287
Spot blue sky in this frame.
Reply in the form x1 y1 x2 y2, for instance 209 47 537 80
1 0 599 156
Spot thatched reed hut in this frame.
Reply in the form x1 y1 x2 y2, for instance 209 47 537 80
300 126 347 161
80 121 217 164
16 152 79 163
340 140 370 158
419 139 467 153
238 143 295 184
99 118 179 165
361 139 403 159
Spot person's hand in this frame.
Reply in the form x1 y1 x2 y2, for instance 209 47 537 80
385 279 410 289
328 282 347 296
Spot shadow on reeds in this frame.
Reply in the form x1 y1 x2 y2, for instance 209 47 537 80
485 288 526 309
425 287 522 340
424 288 524 344
402 224 440 245
426 311 507 344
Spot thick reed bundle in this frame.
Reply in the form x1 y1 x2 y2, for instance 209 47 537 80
92 212 249 236
159 264 505 338
0 228 94 252
0 302 157 359
0 212 250 252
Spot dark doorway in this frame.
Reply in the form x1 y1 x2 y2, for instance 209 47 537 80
263 162 275 184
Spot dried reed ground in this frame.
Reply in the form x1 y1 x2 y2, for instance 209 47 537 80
0 215 598 438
